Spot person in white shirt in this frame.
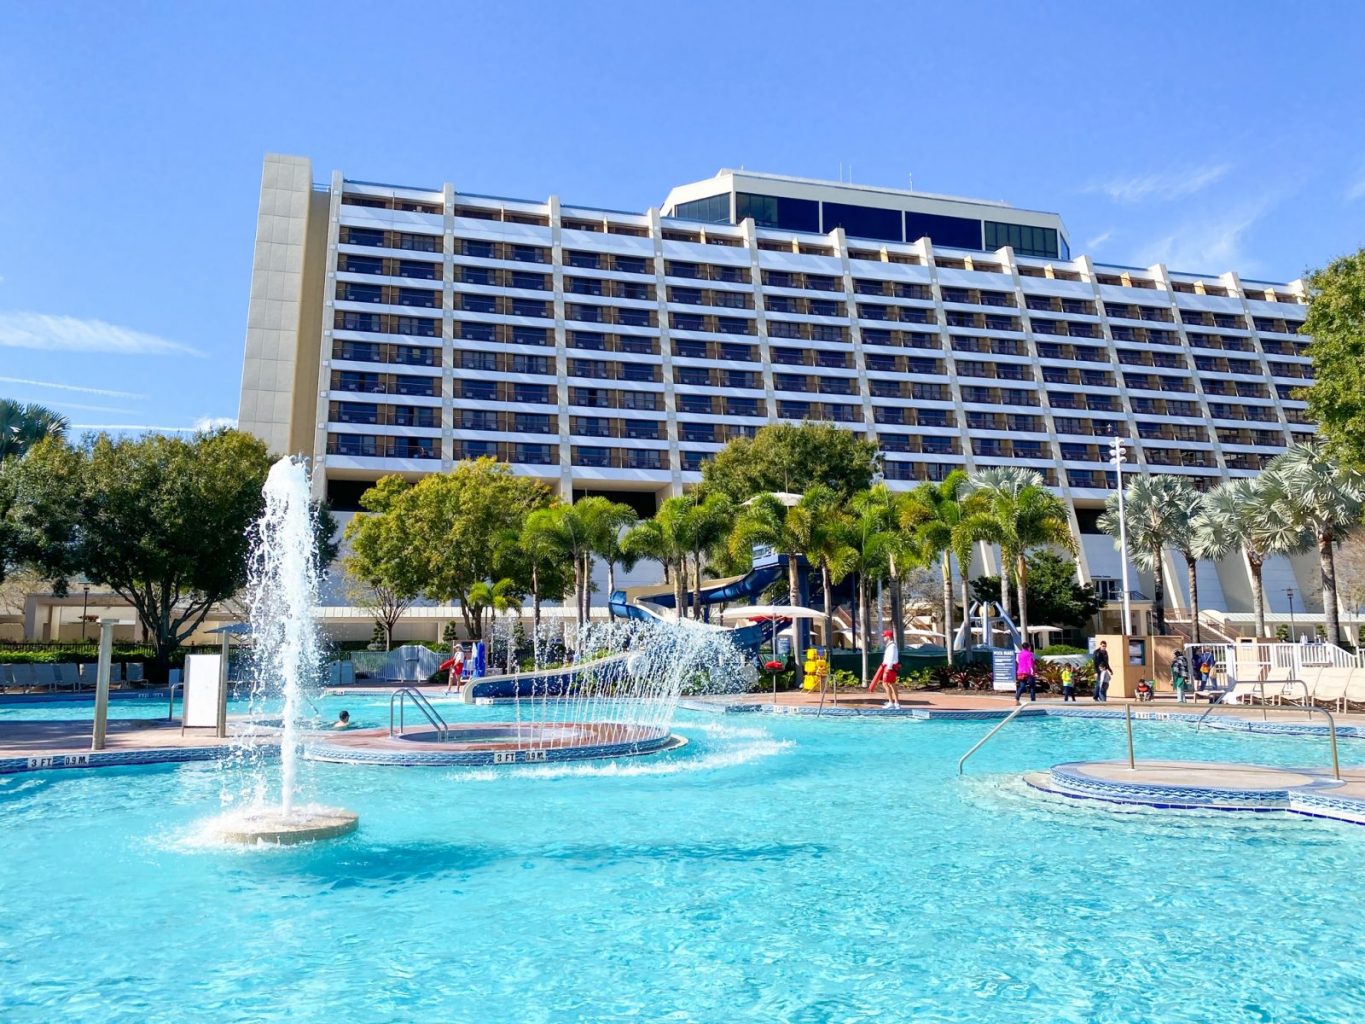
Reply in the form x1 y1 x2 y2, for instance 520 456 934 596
868 629 901 708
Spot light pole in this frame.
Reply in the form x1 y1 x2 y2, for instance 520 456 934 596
1286 588 1296 642
1109 435 1134 636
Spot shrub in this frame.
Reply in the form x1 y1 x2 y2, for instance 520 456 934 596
1039 643 1088 656
930 663 992 691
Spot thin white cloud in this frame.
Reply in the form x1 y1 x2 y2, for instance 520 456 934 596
0 312 201 357
71 424 207 433
1087 163 1231 204
1347 164 1365 201
71 419 238 434
0 375 147 399
192 416 237 431
45 401 134 414
1132 198 1274 275
1085 229 1113 251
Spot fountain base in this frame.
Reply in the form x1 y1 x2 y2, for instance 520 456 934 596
307 724 684 767
209 805 359 845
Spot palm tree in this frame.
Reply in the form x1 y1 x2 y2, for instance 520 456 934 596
464 577 521 642
729 492 813 683
1258 443 1365 644
1098 474 1191 637
1192 477 1280 639
847 489 900 685
0 401 67 460
901 471 974 664
964 468 1073 639
679 494 734 619
520 506 571 654
791 486 857 659
1142 476 1205 642
583 499 639 612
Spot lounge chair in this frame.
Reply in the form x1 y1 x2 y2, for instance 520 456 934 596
77 663 100 688
7 664 35 692
30 664 59 692
1342 668 1365 712
1312 667 1352 712
125 663 145 685
54 663 80 691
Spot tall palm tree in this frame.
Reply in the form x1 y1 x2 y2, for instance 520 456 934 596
847 489 899 685
0 401 68 461
791 486 857 658
729 492 814 683
1192 477 1280 639
1098 474 1191 637
624 500 690 619
677 493 735 620
1258 443 1365 644
1155 477 1205 642
520 505 571 653
583 498 639 612
902 470 974 664
964 468 1073 639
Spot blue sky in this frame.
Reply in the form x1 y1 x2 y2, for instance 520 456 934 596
2 1 1363 437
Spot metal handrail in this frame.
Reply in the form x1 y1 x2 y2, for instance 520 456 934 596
957 702 1033 775
1195 679 1310 729
389 687 448 741
1191 688 1340 780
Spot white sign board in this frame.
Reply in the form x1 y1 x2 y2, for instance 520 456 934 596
183 654 223 729
992 649 1017 691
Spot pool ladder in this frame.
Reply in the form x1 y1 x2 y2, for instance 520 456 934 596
390 687 449 742
957 701 1032 775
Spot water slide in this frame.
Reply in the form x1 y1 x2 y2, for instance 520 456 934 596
608 550 788 623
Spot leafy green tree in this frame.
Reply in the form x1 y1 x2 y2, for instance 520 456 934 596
465 577 523 643
391 458 552 639
965 467 1074 639
17 430 272 682
969 551 1102 633
342 476 424 650
902 470 977 664
0 400 67 461
1258 443 1365 645
700 422 878 502
1300 250 1365 468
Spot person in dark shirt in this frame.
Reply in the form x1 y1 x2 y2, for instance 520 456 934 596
1092 641 1112 702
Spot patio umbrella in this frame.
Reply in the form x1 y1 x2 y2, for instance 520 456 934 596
721 604 826 705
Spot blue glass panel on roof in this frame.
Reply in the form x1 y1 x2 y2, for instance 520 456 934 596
673 194 730 223
735 193 820 232
822 202 903 242
905 212 983 251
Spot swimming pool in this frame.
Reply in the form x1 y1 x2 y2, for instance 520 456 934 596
1 712 1362 1022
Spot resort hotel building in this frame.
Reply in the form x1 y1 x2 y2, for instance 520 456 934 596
239 154 1323 636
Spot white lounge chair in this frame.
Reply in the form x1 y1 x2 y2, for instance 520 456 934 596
1342 668 1365 712
124 663 145 685
77 663 100 688
1312 667 1352 712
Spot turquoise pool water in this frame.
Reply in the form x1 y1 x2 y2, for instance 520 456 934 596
1 711 1362 1022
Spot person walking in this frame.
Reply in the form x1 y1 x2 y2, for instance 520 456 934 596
868 629 901 708
1092 641 1112 702
1171 650 1189 704
1060 664 1076 702
1014 642 1036 704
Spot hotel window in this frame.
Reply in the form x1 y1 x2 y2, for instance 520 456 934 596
621 363 657 383
398 233 439 253
904 211 982 250
342 227 385 247
735 193 820 232
340 255 383 275
513 384 552 404
984 221 1060 259
398 260 437 280
822 202 902 242
672 194 730 223
620 392 660 411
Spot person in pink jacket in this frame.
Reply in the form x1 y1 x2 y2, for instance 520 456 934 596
1014 643 1037 704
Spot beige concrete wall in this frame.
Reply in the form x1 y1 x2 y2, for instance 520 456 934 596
238 154 317 456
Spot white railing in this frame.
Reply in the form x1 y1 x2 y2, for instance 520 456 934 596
1184 641 1364 696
